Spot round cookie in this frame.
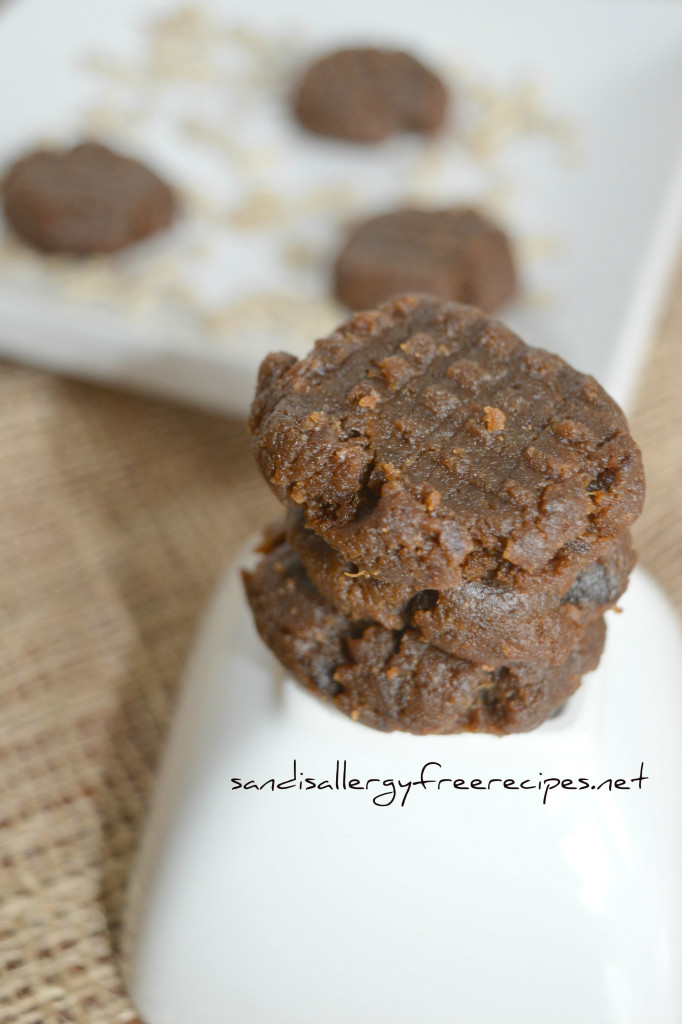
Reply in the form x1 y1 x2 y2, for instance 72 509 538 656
242 539 606 736
286 508 415 630
293 48 448 143
334 207 516 313
288 510 634 666
1 142 175 254
249 295 645 589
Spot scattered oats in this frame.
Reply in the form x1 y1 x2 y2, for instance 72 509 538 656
147 5 219 82
281 240 320 270
457 70 578 162
80 52 137 85
182 189 225 220
227 185 359 231
164 281 204 308
302 186 360 220
80 104 138 134
407 141 453 199
181 125 282 177
222 24 273 55
47 257 120 302
116 284 158 317
222 23 302 93
226 190 289 229
204 292 342 347
185 239 212 260
525 287 556 310
517 234 560 262
181 118 241 159
481 178 517 217
235 147 284 174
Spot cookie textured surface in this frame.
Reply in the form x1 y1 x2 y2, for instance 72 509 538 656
1 142 175 254
334 208 516 312
250 295 645 589
288 510 634 665
243 540 606 735
293 48 448 143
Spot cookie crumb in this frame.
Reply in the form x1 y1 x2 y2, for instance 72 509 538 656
484 406 506 431
422 488 441 512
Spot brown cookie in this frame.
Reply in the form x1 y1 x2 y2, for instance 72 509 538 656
249 295 645 590
334 208 516 312
288 510 634 666
293 48 448 143
1 142 175 254
243 539 606 736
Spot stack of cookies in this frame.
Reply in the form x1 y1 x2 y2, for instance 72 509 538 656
244 295 644 735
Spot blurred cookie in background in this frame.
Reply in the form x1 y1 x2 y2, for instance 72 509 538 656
293 47 449 143
334 207 517 311
1 142 176 254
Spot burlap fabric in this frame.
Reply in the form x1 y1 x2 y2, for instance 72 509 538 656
0 262 680 1022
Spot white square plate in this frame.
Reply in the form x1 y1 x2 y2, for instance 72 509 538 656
0 0 681 415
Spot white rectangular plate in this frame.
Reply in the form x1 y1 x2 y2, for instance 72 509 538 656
0 0 681 416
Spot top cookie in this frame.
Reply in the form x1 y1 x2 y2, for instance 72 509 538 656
250 295 644 589
1 142 175 254
292 48 448 143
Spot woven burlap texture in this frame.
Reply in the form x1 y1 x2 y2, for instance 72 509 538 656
0 260 681 1023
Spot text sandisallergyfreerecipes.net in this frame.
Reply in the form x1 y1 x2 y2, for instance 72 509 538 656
230 760 649 807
